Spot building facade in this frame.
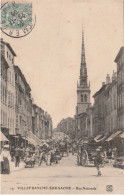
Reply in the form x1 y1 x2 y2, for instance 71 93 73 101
1 40 9 135
33 104 52 140
115 47 124 131
1 39 53 146
104 72 117 134
56 117 75 139
14 66 32 137
1 39 16 136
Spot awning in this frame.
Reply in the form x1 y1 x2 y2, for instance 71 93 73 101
94 134 103 142
77 138 82 144
26 137 37 146
95 135 106 142
119 132 124 139
28 131 43 145
0 132 9 141
106 131 122 141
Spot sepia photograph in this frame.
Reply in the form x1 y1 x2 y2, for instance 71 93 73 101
0 0 124 194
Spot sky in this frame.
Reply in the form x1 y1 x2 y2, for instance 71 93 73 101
2 0 123 128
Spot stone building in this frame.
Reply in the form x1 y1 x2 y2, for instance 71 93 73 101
44 112 52 139
32 104 52 140
115 47 124 131
93 78 110 136
14 66 32 138
56 117 75 139
1 39 9 135
104 71 117 134
1 39 53 145
1 39 16 136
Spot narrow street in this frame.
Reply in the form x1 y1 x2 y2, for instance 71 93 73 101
1 154 124 194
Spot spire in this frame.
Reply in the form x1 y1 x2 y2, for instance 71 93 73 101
79 28 88 87
81 29 86 65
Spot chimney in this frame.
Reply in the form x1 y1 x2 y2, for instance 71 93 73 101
114 72 117 79
106 74 110 84
112 70 115 81
102 82 105 86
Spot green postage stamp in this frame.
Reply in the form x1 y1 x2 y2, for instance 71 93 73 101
1 2 36 38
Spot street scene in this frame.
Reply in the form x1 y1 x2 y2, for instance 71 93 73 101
0 0 124 194
1 153 124 194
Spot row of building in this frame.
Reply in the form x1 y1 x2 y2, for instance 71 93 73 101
54 117 75 140
55 31 124 156
75 31 124 156
1 39 52 147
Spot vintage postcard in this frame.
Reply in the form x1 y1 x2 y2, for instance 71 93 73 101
0 0 124 194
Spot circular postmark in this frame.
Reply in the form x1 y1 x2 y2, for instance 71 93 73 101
1 1 36 38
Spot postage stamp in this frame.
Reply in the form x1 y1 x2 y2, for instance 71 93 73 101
1 1 36 38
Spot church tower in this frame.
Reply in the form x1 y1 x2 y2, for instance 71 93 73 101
76 30 91 116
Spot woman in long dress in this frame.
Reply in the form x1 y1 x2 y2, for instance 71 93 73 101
1 146 11 174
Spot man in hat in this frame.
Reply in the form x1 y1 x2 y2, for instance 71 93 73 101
14 147 21 167
94 148 103 176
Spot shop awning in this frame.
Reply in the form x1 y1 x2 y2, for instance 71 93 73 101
77 138 82 144
26 137 37 146
106 131 122 141
0 132 9 141
119 132 124 139
28 131 43 145
95 135 106 142
94 134 103 142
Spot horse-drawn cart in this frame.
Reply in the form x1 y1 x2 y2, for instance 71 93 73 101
77 144 105 167
59 142 69 157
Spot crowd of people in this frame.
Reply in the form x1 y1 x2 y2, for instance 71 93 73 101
0 141 67 174
0 140 121 176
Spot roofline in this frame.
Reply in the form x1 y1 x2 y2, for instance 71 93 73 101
14 65 31 91
93 83 110 98
114 47 124 63
5 43 16 56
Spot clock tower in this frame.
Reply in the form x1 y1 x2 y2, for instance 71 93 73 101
76 30 91 116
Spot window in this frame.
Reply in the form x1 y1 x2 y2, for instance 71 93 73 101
81 94 83 102
9 55 11 60
84 94 87 102
8 91 10 107
16 114 19 128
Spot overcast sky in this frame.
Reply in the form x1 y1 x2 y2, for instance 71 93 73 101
2 0 123 128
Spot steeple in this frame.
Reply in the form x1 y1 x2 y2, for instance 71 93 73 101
76 28 91 117
80 29 88 87
81 30 86 65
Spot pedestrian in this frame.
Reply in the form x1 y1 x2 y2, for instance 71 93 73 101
112 148 118 164
107 148 112 165
14 146 21 167
94 149 103 176
1 145 11 174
